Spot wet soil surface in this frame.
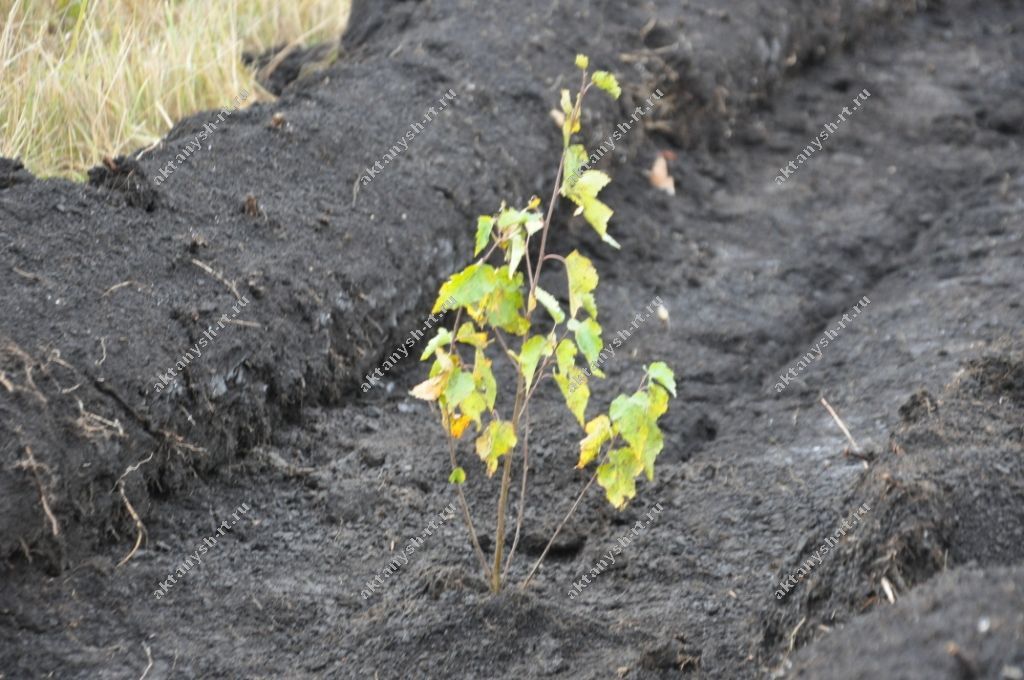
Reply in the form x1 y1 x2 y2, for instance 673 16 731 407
1 0 1023 678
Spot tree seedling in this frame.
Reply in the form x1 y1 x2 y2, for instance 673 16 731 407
411 55 676 593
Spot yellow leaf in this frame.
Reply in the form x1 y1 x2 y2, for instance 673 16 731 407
578 415 612 468
476 420 517 476
410 375 445 401
450 414 472 438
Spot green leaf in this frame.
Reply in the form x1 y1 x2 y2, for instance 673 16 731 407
519 335 553 391
508 231 526 276
597 447 640 508
562 144 590 196
497 206 531 231
553 339 589 426
578 415 612 469
476 419 517 476
567 317 603 369
649 383 670 419
575 54 589 70
442 369 475 410
474 215 494 256
573 170 611 197
524 215 544 236
449 466 466 484
455 322 488 348
610 390 665 482
555 338 577 376
647 361 677 397
434 263 494 313
555 369 590 427
564 250 598 319
562 165 619 248
582 196 619 248
533 286 565 324
458 347 495 431
473 347 497 410
482 266 529 335
592 71 621 99
420 327 452 360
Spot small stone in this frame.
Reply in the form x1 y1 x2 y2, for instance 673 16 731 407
359 449 385 468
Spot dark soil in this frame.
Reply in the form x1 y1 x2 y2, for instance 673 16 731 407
1 0 1023 678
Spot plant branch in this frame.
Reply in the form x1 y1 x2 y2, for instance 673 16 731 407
437 407 491 582
491 375 526 591
520 459 602 591
502 401 530 581
530 69 589 295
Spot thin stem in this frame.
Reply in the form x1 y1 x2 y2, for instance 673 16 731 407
530 153 567 295
520 461 602 591
446 308 463 352
542 253 566 265
530 69 590 295
491 328 520 373
501 401 530 581
437 407 491 582
491 376 525 591
524 234 534 284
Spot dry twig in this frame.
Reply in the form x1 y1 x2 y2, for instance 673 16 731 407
190 258 242 301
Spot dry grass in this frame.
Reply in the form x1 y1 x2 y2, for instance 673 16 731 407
0 0 350 180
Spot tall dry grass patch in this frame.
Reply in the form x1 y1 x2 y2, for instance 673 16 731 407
0 0 350 179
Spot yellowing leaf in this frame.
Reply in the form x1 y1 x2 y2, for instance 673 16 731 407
483 266 529 335
575 53 589 70
533 286 565 324
565 250 598 318
554 369 589 427
476 419 517 476
475 215 494 256
519 335 553 391
573 170 611 196
597 447 640 509
582 196 619 248
410 375 445 401
420 327 453 360
552 339 589 425
473 348 496 410
578 415 612 468
455 322 488 348
443 369 475 410
562 144 589 195
562 164 619 248
434 263 494 313
449 466 466 484
560 88 573 117
449 414 472 438
647 361 677 397
591 71 621 99
567 317 603 369
428 347 455 378
649 383 670 419
560 89 580 143
555 338 577 376
610 390 666 481
508 231 526 276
